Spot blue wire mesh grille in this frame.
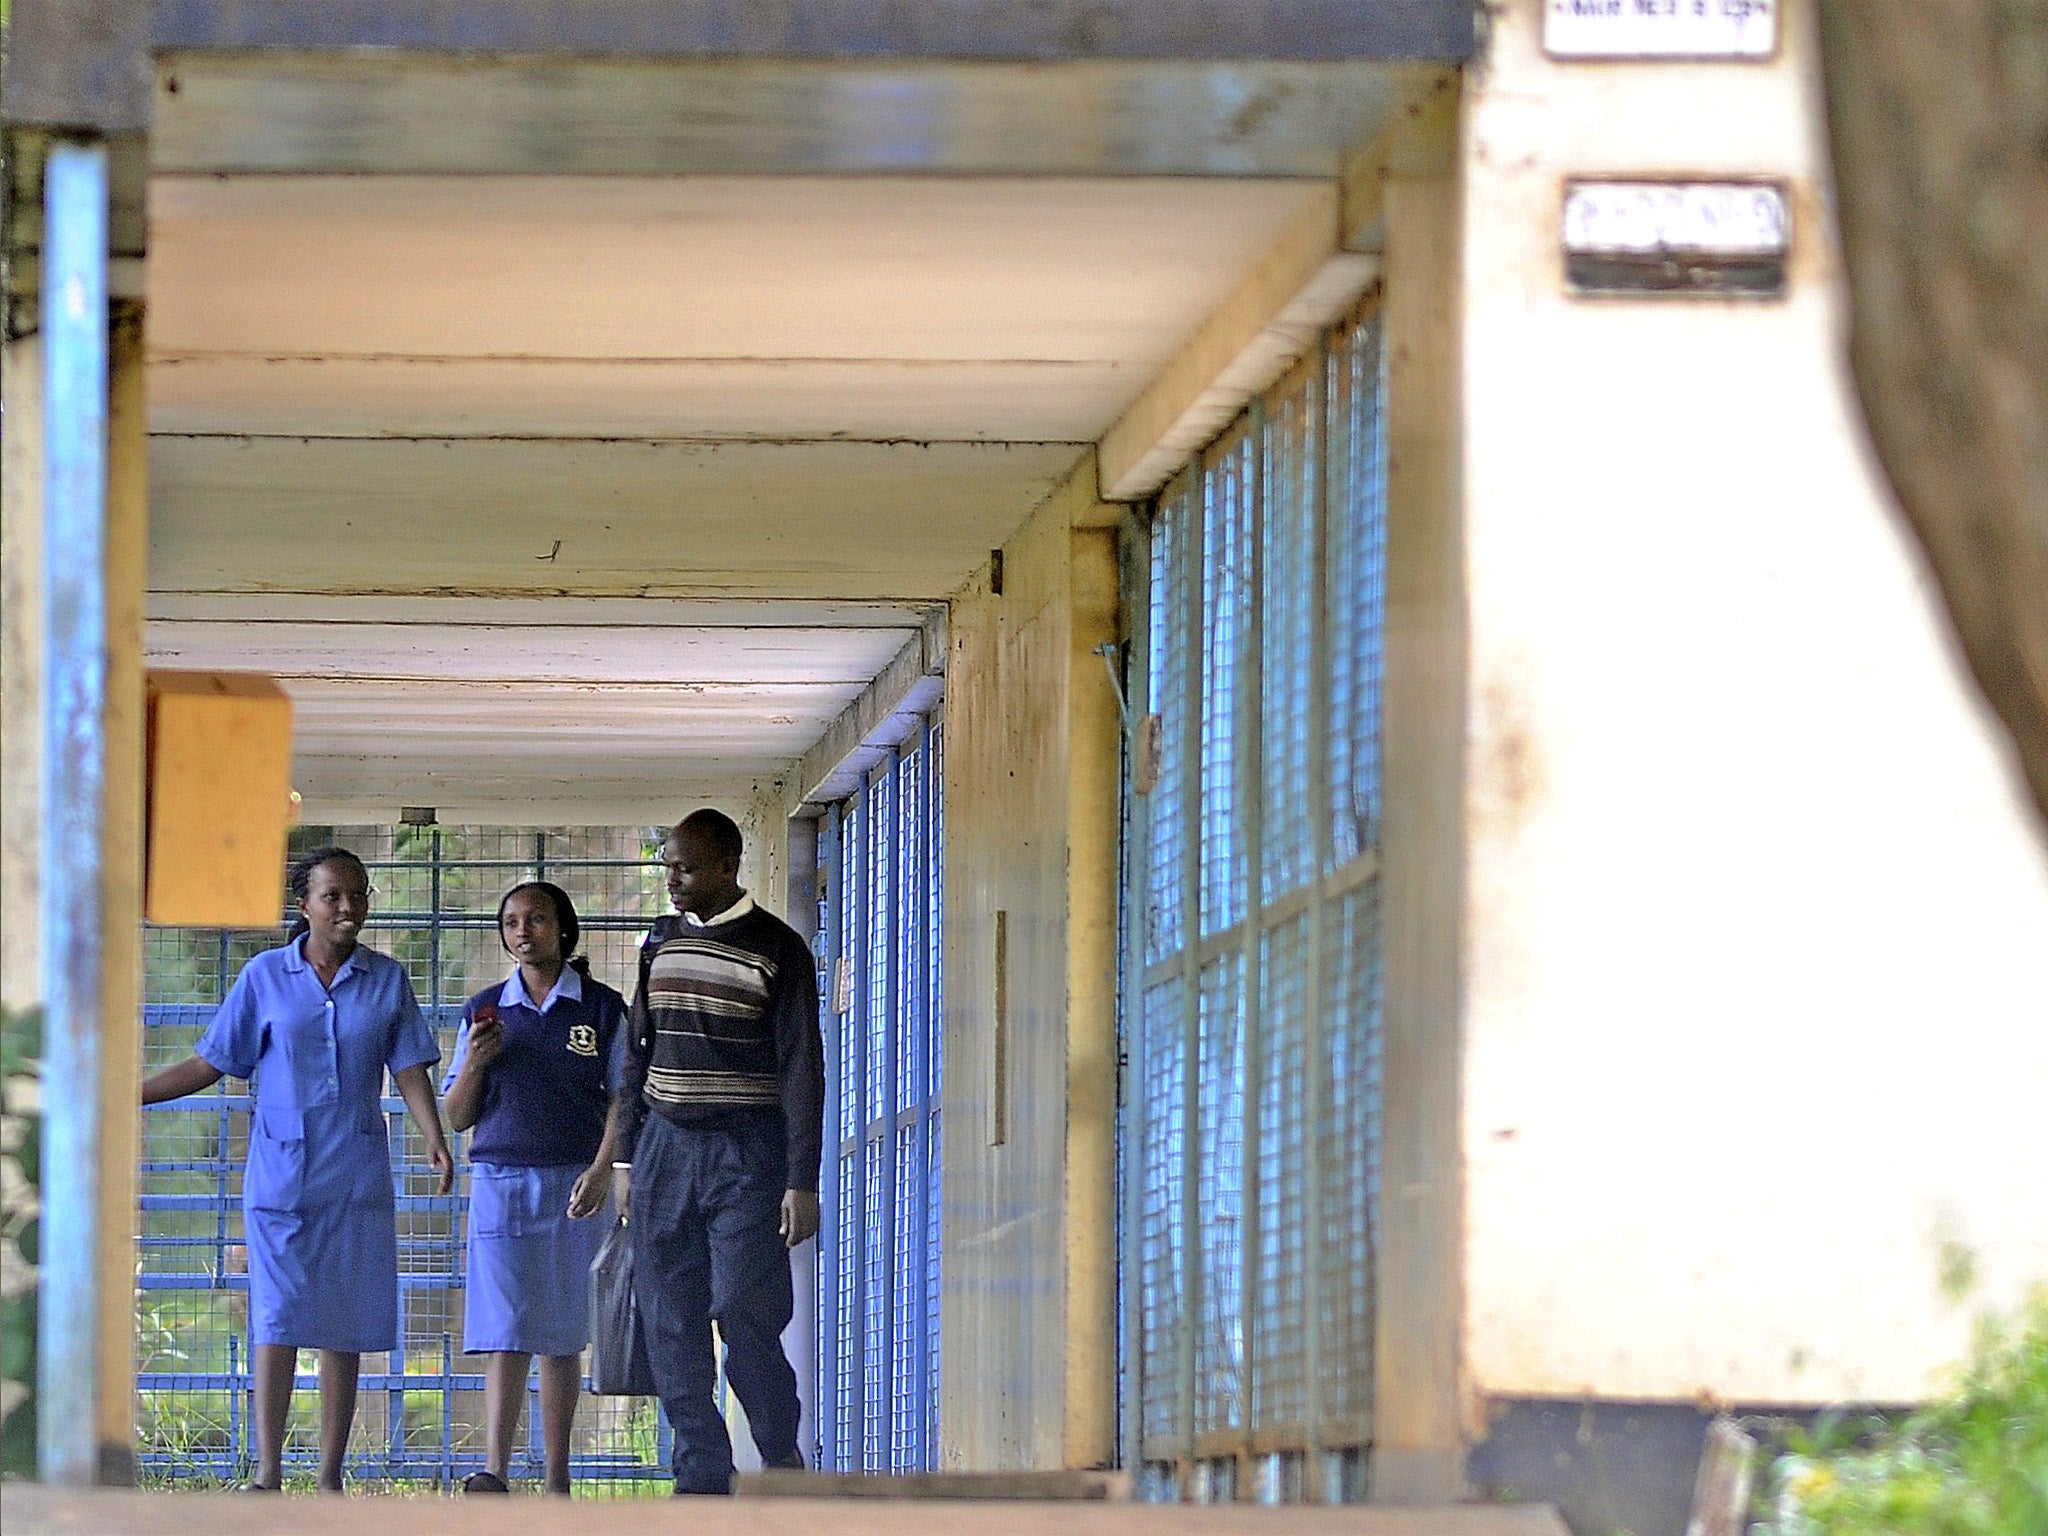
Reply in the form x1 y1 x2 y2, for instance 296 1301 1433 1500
1261 385 1317 904
1137 979 1185 1444
1199 432 1253 940
925 726 945 1459
1327 319 1389 870
1253 913 1311 1430
861 1136 888 1470
835 1163 860 1458
891 1119 922 1471
1194 955 1245 1435
815 718 944 1474
1129 302 1388 1494
137 826 672 1490
1318 885 1383 1431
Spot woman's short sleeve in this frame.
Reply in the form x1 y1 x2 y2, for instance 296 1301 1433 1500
441 1011 472 1095
195 964 265 1080
385 967 440 1076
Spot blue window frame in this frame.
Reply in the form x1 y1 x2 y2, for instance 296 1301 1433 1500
1124 304 1389 1502
813 714 945 1472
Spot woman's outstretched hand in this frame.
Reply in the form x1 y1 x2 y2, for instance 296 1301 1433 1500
140 1055 224 1106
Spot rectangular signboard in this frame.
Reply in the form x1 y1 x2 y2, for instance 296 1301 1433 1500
1545 1 1778 60
1562 180 1790 296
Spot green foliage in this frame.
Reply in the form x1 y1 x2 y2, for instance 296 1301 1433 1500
1 1006 40 1476
1758 1295 2048 1536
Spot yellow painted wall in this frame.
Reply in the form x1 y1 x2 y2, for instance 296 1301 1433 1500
937 459 1120 1470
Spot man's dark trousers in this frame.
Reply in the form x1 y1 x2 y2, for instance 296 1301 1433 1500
631 1108 801 1493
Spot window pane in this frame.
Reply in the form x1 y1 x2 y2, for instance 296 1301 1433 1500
815 720 945 1474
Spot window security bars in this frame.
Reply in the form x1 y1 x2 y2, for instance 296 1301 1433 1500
136 826 675 1489
812 716 944 1473
1124 304 1389 1502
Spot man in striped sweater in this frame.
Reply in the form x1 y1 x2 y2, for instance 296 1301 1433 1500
611 808 824 1494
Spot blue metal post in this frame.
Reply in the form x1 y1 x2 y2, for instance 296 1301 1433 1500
37 138 112 1487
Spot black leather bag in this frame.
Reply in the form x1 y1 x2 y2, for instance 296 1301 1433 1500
588 1213 658 1396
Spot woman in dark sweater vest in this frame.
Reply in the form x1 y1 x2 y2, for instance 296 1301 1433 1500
443 881 627 1495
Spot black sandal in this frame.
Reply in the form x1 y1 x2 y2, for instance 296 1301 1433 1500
463 1471 512 1494
238 1482 281 1494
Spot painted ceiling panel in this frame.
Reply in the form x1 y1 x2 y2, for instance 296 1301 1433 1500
148 619 917 684
140 167 1347 812
149 436 1082 599
148 176 1326 370
147 356 1135 441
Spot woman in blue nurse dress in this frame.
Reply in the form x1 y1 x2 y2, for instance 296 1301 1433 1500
141 845 453 1492
442 881 627 1496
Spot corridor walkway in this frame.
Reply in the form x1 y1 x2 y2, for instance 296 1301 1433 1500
10 1485 1568 1536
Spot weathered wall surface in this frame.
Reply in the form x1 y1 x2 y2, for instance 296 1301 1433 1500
1458 0 2048 1407
937 459 1120 1469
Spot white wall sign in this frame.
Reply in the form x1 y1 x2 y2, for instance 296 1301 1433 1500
1564 181 1788 255
1545 0 1778 60
1562 180 1790 296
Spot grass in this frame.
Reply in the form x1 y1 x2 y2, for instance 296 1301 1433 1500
1757 1293 2048 1536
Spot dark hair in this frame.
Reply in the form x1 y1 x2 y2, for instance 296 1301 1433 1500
497 880 589 978
673 807 744 868
285 845 369 942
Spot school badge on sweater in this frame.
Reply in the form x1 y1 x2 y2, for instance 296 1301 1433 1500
567 1023 599 1057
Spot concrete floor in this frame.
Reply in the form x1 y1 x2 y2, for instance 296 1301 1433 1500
9 1487 1570 1536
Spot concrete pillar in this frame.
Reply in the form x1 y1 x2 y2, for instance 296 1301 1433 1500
1 331 44 1019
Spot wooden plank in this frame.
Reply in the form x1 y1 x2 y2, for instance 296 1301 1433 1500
1337 66 1462 254
785 612 947 814
1063 522 1122 1469
1097 188 1380 501
153 57 1414 179
1371 99 1467 1504
96 308 147 1477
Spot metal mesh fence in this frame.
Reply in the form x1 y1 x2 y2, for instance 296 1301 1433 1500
136 825 675 1491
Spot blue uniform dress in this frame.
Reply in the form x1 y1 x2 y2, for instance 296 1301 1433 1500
446 968 627 1356
195 938 439 1352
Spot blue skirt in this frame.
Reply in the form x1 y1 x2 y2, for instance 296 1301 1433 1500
245 1111 398 1352
463 1162 606 1356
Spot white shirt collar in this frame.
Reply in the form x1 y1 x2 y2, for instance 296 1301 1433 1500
499 965 584 1014
684 891 756 928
